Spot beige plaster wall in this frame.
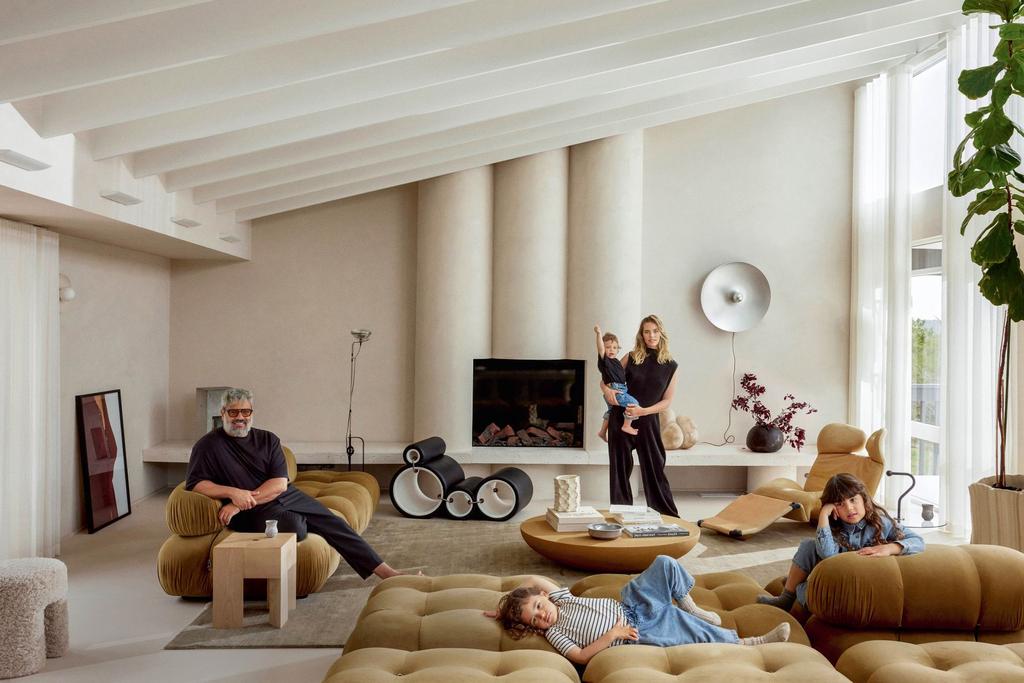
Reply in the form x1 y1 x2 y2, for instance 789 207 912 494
59 235 170 536
642 84 854 463
168 185 418 443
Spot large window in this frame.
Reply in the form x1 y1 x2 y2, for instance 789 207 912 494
906 56 946 523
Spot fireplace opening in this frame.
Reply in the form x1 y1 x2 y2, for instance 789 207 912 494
472 358 585 447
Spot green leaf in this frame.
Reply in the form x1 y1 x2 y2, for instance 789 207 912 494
960 63 1004 98
973 213 1014 265
976 144 1022 172
999 22 1024 39
965 0 1016 21
978 249 1024 321
1014 219 1024 234
993 74 1014 106
950 168 992 196
977 110 1016 146
966 109 989 127
996 38 1012 62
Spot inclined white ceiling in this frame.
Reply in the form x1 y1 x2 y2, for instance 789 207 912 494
2 0 965 222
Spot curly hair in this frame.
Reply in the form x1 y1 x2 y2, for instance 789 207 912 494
496 586 544 639
821 472 903 551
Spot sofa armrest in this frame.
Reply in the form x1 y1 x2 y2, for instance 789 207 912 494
166 482 223 537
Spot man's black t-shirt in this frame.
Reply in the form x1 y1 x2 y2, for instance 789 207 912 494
597 354 627 385
185 427 288 492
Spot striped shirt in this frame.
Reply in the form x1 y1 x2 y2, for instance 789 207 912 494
544 588 628 656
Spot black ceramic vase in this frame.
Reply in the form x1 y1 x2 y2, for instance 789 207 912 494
746 425 784 452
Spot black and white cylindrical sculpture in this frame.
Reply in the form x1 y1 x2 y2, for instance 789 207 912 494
475 467 533 521
389 455 465 519
402 436 447 466
445 476 483 519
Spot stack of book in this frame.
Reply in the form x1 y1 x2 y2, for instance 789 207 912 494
609 504 663 526
546 506 605 532
623 524 690 538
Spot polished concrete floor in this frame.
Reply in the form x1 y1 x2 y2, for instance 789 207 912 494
25 489 956 682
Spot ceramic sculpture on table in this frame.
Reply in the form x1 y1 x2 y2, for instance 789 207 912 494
553 474 580 513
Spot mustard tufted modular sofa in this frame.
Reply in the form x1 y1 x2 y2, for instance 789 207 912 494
321 570 842 682
323 545 1024 681
799 544 1024 665
157 446 379 598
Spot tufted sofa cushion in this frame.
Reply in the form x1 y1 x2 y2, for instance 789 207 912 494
583 642 849 682
346 574 560 654
157 447 379 598
568 571 810 646
323 647 580 683
836 640 1024 682
803 544 1024 663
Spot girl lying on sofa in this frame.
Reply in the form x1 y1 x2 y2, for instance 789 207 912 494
758 472 925 612
484 555 790 666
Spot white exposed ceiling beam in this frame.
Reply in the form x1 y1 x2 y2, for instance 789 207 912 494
0 1 210 45
21 0 665 135
0 0 472 103
123 0 960 169
90 0 936 158
222 44 914 214
195 16 955 205
236 60 899 221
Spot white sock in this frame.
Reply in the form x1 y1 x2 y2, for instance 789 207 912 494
738 622 790 646
679 594 721 626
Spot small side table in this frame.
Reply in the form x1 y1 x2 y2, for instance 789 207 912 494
212 532 297 629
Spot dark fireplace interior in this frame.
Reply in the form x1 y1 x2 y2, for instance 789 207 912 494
472 358 584 447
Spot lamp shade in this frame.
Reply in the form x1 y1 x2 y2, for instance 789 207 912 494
700 262 771 332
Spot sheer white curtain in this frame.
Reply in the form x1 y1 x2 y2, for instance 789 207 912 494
942 17 1005 538
0 218 61 559
850 67 914 509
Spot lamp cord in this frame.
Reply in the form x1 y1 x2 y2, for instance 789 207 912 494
700 332 737 447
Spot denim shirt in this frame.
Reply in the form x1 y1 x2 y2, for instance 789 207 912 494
815 514 925 558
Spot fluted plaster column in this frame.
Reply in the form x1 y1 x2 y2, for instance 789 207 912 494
414 167 492 450
567 132 644 454
492 149 568 358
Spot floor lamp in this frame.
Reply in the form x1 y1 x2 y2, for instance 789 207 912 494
346 328 371 471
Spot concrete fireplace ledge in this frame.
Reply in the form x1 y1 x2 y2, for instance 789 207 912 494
143 441 815 468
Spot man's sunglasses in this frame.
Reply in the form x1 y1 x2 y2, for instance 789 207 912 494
224 408 253 417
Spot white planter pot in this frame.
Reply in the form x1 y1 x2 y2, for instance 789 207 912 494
969 474 1024 551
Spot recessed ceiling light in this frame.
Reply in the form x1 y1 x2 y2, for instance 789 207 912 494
100 189 142 205
218 233 241 243
0 149 50 171
170 216 201 228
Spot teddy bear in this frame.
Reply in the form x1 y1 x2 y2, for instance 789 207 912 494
658 409 698 449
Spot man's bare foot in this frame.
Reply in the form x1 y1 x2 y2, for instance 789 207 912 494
373 563 424 579
622 424 638 435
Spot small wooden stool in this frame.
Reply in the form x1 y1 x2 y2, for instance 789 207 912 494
212 532 297 629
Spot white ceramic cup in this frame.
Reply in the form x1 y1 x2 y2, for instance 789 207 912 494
265 519 279 538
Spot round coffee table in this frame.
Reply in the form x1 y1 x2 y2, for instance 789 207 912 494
520 512 700 572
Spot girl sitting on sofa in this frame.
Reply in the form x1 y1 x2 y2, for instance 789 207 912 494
484 555 790 666
758 472 926 612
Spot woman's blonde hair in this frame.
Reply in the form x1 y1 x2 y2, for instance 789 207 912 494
630 314 673 365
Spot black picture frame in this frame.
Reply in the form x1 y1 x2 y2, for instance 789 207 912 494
75 389 132 532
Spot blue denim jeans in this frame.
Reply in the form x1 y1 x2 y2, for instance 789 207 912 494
603 382 640 420
619 555 740 646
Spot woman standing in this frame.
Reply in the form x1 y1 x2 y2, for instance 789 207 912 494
602 314 679 516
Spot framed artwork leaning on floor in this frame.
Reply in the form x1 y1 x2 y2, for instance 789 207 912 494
76 389 131 532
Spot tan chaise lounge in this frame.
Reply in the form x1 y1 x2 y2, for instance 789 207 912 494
157 446 378 597
836 641 1024 682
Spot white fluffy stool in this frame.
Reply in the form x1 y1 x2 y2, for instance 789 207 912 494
0 558 69 679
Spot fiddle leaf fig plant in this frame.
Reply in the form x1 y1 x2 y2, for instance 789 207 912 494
948 0 1024 488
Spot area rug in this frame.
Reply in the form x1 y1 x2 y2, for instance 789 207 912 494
165 513 812 649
